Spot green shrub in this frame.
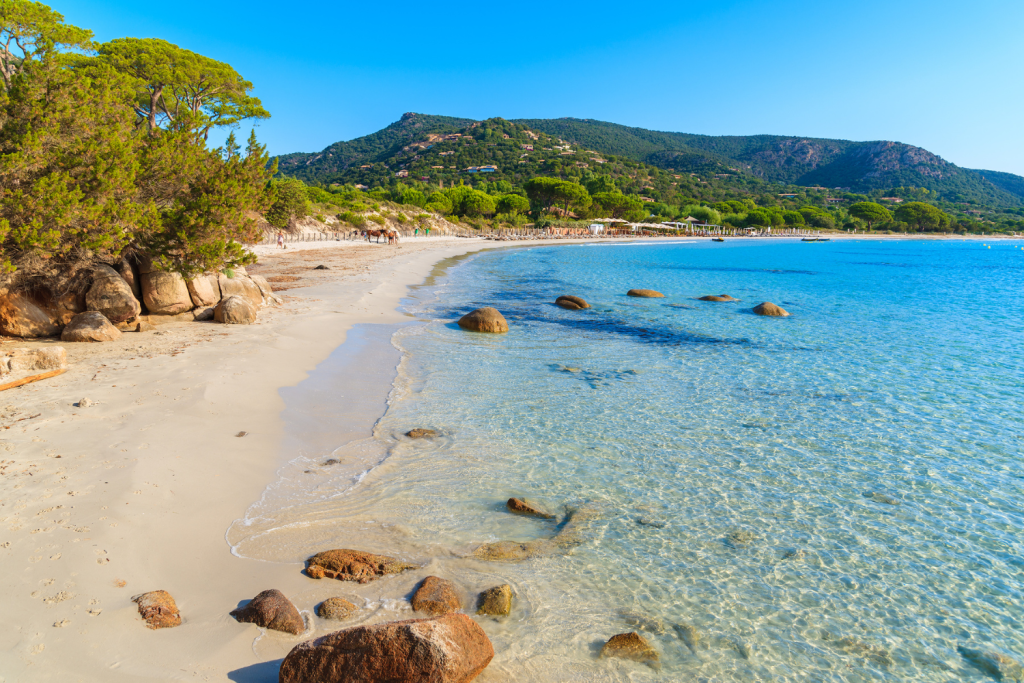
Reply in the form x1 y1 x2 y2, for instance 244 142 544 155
368 215 386 225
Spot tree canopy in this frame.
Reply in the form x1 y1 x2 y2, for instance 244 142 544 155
0 0 92 91
894 202 950 232
848 201 892 229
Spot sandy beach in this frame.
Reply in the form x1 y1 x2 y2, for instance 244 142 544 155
0 234 633 682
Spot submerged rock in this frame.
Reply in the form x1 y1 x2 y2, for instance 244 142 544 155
698 294 738 302
131 590 181 629
780 548 805 561
305 549 416 583
674 622 702 654
473 504 599 561
838 636 894 667
316 597 358 621
411 576 462 616
457 307 509 333
958 645 1023 681
618 610 668 635
278 614 494 683
556 295 590 310
864 491 901 505
230 589 304 635
601 632 660 666
406 428 438 439
477 585 513 617
636 518 666 529
724 529 757 548
752 301 790 317
507 497 555 519
627 289 664 298
61 311 121 342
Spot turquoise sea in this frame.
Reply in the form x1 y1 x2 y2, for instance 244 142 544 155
233 238 1024 681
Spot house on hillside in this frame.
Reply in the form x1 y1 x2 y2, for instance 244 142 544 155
439 151 455 156
396 170 409 178
778 194 798 198
503 134 510 139
880 197 904 203
464 165 498 173
521 144 534 151
825 197 845 203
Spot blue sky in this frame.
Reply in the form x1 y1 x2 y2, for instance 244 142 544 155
55 0 1024 175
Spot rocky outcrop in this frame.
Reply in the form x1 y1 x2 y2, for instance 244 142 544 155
317 597 358 621
473 504 597 561
411 576 461 616
476 585 512 617
219 273 263 309
186 275 220 307
278 614 494 683
131 590 181 629
61 311 121 342
0 347 67 378
115 259 142 300
249 274 275 301
752 302 790 317
141 271 193 315
556 295 590 310
601 632 659 665
958 645 1023 681
214 296 256 325
305 549 416 583
230 589 305 635
86 265 141 323
698 294 738 302
457 307 508 333
507 498 554 519
627 289 664 298
193 306 215 321
0 292 61 338
406 428 437 439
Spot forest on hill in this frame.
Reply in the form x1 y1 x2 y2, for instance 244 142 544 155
275 115 1024 235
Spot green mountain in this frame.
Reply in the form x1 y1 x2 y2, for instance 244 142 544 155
279 114 1022 207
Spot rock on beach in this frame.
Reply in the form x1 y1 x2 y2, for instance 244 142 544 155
86 264 142 323
601 632 660 665
411 576 462 616
753 301 790 317
61 311 121 342
230 589 304 635
317 597 358 621
278 613 494 683
507 497 555 519
476 585 513 617
0 292 61 338
141 271 193 315
457 307 508 333
406 428 437 439
627 289 664 298
305 549 416 583
214 295 257 324
131 590 181 629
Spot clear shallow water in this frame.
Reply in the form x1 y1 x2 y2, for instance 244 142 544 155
231 238 1024 681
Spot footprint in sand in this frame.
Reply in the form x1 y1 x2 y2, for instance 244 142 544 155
53 619 69 628
49 553 61 561
30 644 44 654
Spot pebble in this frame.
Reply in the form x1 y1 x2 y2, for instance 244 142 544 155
77 398 93 408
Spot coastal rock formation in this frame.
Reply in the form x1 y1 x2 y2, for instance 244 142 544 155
674 622 702 654
473 504 598 561
135 320 156 332
601 632 659 665
305 549 416 583
1 347 67 378
61 311 121 342
864 491 901 505
249 274 275 301
698 294 738 302
141 271 193 315
230 589 305 635
507 497 555 519
186 275 220 307
837 636 893 666
556 295 590 310
278 614 494 683
752 302 790 317
0 292 61 338
193 306 215 321
411 576 462 616
476 585 513 617
457 307 508 333
406 428 438 439
958 645 1023 681
131 590 181 629
627 289 664 298
317 597 358 621
214 296 257 325
219 273 264 309
86 265 142 323
115 259 142 300
725 529 757 548
145 310 195 325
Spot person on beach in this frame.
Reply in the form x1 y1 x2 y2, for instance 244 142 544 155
425 227 431 237
277 231 284 249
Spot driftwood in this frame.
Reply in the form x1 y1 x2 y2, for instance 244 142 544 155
0 368 67 392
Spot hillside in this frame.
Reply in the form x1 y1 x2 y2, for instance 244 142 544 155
280 114 1022 207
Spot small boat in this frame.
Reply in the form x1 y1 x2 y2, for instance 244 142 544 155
712 237 725 242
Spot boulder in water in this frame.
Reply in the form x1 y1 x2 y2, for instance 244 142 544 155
601 632 660 666
627 289 664 298
132 590 181 629
752 301 790 317
476 585 513 617
278 613 494 683
507 497 555 519
316 597 358 621
457 307 508 333
472 540 546 562
556 295 590 310
305 549 416 583
411 576 462 616
698 294 738 302
230 589 304 635
406 428 437 439
61 311 121 342
86 265 142 323
214 295 257 324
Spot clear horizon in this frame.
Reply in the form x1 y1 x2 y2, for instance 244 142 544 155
53 0 1024 176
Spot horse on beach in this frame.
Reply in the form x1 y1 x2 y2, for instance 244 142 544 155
365 229 399 244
